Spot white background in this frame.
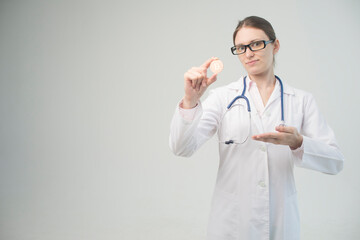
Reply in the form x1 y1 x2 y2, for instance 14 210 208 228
0 0 359 239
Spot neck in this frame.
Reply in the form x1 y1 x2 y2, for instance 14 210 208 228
248 70 275 90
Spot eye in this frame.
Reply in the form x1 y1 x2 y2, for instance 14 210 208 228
237 46 245 52
251 41 261 47
250 41 265 50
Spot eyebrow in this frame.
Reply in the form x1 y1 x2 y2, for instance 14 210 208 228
235 39 263 46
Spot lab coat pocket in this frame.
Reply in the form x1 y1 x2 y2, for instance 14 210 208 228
218 103 251 145
207 188 239 239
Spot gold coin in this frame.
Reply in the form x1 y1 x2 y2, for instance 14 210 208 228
210 59 224 74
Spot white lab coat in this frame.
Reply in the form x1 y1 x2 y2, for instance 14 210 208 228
169 76 344 240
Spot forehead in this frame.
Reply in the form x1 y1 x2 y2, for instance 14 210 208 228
234 27 268 45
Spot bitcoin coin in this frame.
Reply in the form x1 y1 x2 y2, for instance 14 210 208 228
210 59 223 74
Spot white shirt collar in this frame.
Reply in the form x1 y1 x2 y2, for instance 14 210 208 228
227 75 295 95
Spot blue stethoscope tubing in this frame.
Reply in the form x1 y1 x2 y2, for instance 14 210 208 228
227 75 285 126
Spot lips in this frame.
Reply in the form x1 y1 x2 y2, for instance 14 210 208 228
246 60 259 65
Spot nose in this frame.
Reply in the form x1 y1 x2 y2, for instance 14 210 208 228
245 46 254 58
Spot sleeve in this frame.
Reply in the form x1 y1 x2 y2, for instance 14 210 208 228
292 93 344 174
178 101 199 122
169 90 222 157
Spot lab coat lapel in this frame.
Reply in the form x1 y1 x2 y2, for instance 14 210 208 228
246 90 264 134
263 82 281 113
230 75 270 134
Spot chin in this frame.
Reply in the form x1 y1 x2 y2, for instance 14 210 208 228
245 65 272 77
245 67 262 76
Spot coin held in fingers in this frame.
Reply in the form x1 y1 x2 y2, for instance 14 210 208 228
210 59 224 74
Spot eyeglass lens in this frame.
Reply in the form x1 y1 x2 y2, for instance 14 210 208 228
234 41 265 54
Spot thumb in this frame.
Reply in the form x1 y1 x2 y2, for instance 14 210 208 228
276 125 294 134
275 125 286 132
206 73 217 86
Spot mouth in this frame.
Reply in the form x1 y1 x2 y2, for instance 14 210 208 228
246 60 259 65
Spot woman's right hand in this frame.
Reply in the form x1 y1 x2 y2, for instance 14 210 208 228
182 57 218 109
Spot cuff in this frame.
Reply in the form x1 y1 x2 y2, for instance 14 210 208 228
178 100 200 122
291 139 304 160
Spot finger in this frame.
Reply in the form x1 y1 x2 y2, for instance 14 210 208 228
193 71 203 90
186 72 198 89
253 132 279 140
253 136 277 142
189 68 205 78
200 57 218 69
196 76 202 91
188 70 204 90
275 125 295 134
206 73 218 86
252 134 286 145
184 71 193 84
252 136 280 144
186 67 204 86
191 66 205 73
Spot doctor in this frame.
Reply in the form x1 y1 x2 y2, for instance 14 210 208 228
169 16 344 240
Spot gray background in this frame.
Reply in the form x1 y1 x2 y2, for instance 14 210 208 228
0 0 359 239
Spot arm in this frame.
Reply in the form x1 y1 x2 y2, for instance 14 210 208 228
252 93 344 174
292 94 344 174
169 92 221 157
169 57 221 157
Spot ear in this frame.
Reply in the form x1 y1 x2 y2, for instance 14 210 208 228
273 39 280 54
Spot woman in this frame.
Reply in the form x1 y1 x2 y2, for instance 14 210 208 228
169 16 344 240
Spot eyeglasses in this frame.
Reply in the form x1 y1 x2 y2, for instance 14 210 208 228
231 40 274 55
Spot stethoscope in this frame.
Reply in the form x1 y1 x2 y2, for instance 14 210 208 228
220 75 285 144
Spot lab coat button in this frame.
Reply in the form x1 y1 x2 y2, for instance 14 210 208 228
258 181 266 188
259 145 266 152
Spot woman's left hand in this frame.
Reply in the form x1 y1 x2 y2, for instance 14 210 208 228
252 125 303 150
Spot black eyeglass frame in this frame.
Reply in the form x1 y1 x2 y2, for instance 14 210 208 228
231 40 275 55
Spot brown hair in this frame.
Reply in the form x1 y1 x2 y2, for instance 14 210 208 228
233 16 276 45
